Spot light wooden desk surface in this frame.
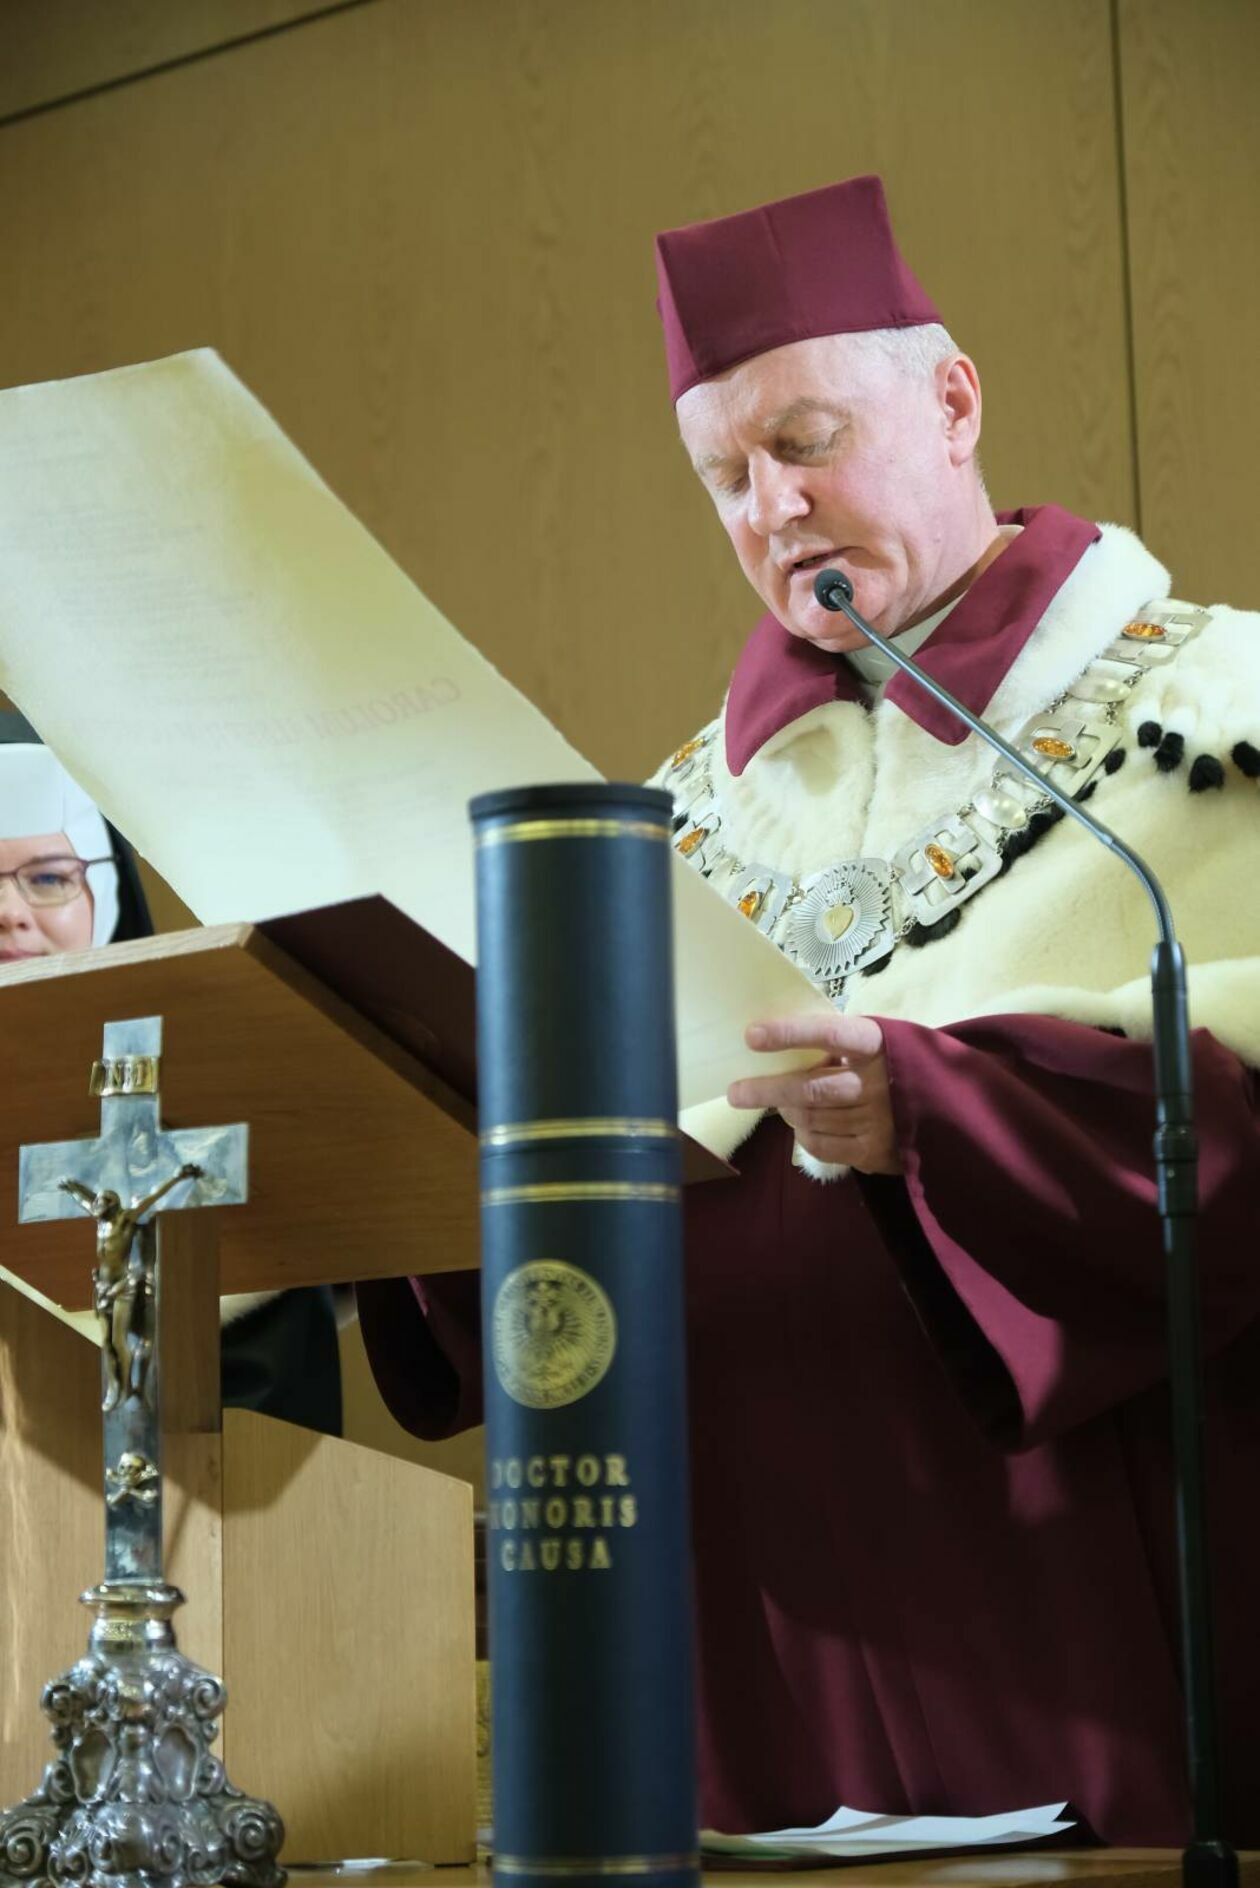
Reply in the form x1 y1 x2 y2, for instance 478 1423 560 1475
288 1852 1259 1888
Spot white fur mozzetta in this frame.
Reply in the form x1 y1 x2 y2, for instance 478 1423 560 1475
658 525 1260 1173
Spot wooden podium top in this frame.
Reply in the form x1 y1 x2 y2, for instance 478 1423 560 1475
0 905 481 1310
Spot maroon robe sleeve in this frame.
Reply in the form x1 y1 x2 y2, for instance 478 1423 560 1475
355 1269 484 1439
874 1013 1260 1449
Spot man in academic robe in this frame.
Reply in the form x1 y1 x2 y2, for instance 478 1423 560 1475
0 711 343 1434
357 177 1260 1845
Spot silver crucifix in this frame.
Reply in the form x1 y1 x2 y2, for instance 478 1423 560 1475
0 1015 285 1888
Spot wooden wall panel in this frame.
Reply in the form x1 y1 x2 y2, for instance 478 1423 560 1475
1119 0 1260 608
0 0 1131 802
0 0 357 119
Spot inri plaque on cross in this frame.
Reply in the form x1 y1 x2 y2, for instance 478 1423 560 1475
0 1015 285 1888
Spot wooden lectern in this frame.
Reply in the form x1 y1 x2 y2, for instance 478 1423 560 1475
0 899 485 1865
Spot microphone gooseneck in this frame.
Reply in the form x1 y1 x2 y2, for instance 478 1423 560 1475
812 567 1175 939
813 566 1234 1888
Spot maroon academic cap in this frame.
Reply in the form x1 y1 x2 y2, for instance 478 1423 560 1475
654 174 942 403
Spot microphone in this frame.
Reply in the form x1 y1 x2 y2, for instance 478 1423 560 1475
813 567 855 614
814 566 1235 1888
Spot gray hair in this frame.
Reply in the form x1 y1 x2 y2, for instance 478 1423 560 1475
844 322 960 380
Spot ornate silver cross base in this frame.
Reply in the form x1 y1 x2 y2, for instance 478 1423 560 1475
0 1016 284 1888
0 1582 283 1888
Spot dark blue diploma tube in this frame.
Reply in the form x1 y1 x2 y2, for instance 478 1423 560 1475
470 783 698 1888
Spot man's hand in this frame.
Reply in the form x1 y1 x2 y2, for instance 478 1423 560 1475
727 1012 902 1175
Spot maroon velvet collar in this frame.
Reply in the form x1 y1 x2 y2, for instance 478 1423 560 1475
724 505 1101 775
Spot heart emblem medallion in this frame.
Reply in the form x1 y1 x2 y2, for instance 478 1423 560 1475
789 859 895 987
822 902 856 942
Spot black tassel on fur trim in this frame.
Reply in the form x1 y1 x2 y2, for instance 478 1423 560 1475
860 949 893 978
1154 730 1185 773
1104 747 1126 775
1233 740 1260 779
1138 720 1162 748
903 907 964 948
1189 754 1226 793
997 801 1066 874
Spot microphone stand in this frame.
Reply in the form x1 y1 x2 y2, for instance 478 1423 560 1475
814 568 1236 1888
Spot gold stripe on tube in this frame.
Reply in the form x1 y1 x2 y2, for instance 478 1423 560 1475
481 1117 679 1148
493 1854 700 1878
476 817 668 847
481 1181 679 1207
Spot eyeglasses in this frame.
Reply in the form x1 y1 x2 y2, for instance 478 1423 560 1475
0 856 114 908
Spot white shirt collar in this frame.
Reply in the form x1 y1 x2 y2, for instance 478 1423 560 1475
844 597 957 700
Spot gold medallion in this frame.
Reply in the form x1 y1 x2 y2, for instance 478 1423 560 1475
492 1261 617 1410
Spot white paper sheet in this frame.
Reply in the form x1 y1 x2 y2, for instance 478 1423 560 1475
702 1801 1074 1860
0 351 832 1114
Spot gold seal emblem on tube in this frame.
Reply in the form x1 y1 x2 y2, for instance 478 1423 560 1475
492 1260 617 1410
